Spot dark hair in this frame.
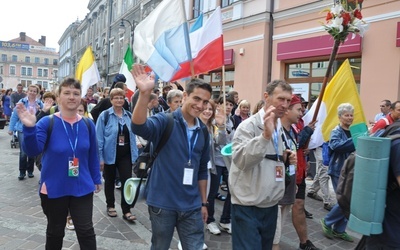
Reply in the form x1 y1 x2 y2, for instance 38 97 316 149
391 101 400 110
266 80 292 95
5 89 12 95
185 78 212 96
383 100 391 106
114 82 125 90
80 99 88 113
217 95 235 105
58 78 81 96
42 91 56 101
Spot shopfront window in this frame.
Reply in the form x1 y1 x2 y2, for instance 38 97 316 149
200 69 235 99
286 58 361 102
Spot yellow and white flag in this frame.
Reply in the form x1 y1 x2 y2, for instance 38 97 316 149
75 46 100 97
303 59 366 149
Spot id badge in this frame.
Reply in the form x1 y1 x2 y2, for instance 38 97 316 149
183 162 194 185
118 135 125 146
68 157 79 177
275 165 283 182
289 165 296 176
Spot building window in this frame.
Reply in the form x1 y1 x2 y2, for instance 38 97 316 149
10 66 16 75
25 56 31 63
44 58 49 65
53 59 58 65
27 67 33 76
43 69 49 77
35 57 40 63
43 81 49 90
200 69 235 99
0 65 3 74
38 68 43 77
193 0 203 18
285 58 361 102
221 0 236 8
22 67 27 76
12 55 18 62
1 54 7 62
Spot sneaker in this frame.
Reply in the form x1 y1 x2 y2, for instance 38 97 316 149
298 240 321 250
219 222 231 234
18 172 26 180
304 209 313 219
28 172 34 178
307 192 323 201
320 218 333 239
66 216 75 230
206 222 221 235
115 181 122 189
333 231 354 242
324 203 334 211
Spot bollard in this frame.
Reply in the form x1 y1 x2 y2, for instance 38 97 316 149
348 136 391 235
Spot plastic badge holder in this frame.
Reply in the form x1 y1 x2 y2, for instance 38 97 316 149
349 122 368 148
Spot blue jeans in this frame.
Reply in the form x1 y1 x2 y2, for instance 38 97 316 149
232 204 278 250
207 165 231 224
18 132 34 174
40 193 96 250
148 205 204 250
324 203 348 233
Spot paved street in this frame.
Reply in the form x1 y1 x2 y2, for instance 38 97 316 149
0 127 361 250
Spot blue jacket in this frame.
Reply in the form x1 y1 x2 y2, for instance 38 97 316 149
131 108 210 211
9 97 43 132
22 115 102 198
96 107 138 164
328 125 355 178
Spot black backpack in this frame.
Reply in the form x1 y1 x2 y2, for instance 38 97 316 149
336 122 400 219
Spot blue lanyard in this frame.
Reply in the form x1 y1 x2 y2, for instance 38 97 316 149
187 129 199 166
272 128 280 161
119 117 125 134
60 113 79 158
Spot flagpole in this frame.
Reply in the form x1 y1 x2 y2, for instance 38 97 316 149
311 38 340 123
222 65 226 123
180 0 195 79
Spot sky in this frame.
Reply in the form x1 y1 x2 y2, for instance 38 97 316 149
0 0 90 50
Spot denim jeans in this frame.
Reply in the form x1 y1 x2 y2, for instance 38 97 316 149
18 132 34 174
232 204 278 250
206 165 231 224
324 203 348 233
40 193 96 250
148 205 204 250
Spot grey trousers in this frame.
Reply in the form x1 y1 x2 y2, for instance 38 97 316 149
308 147 333 204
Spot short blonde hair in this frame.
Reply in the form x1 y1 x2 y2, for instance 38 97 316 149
110 88 125 99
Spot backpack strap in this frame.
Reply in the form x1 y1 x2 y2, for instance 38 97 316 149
153 113 174 157
44 115 55 151
103 109 110 127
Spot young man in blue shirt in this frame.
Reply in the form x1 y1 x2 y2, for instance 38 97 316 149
131 64 211 250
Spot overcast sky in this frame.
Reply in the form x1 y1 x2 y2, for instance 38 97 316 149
0 0 90 50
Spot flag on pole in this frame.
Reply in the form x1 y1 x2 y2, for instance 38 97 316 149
171 7 224 81
133 0 190 82
119 45 135 100
303 59 366 149
75 46 100 97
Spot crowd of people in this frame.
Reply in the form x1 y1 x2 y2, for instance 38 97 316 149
1 68 399 250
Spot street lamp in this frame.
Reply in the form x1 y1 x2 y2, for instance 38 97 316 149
119 19 136 49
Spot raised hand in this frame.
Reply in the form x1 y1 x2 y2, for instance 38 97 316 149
42 99 55 112
262 105 276 140
214 106 226 126
131 64 155 93
16 103 37 127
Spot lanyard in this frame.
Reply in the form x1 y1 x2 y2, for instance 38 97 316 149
119 117 125 135
187 129 199 166
282 127 298 151
272 128 280 161
60 113 79 158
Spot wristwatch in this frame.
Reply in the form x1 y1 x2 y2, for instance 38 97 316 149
201 202 209 207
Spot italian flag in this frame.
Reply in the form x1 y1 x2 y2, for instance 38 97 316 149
119 45 136 100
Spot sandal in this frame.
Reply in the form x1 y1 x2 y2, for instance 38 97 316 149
123 213 136 222
107 207 117 217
